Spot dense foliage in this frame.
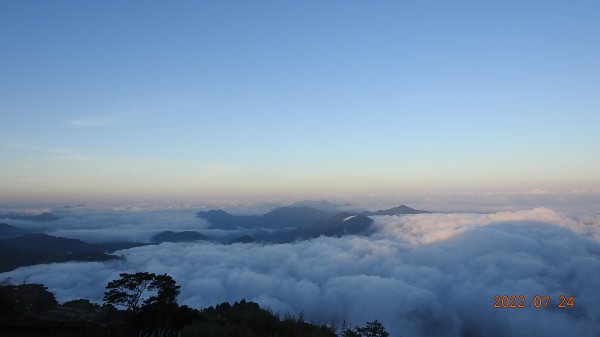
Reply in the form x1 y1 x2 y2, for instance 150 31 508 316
183 300 336 337
0 274 390 337
103 272 181 312
343 320 390 337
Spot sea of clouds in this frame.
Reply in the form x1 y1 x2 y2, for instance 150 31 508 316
2 207 600 337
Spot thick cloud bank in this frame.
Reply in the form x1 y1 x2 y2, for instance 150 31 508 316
0 208 215 243
3 208 600 337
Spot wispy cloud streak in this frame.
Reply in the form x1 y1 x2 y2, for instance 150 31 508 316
67 111 139 127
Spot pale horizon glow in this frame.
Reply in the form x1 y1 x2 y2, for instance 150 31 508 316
1 1 599 202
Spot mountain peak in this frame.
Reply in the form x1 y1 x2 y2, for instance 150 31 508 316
363 205 428 216
0 223 33 240
0 212 60 222
287 200 350 212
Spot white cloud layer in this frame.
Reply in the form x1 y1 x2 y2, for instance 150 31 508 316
371 207 600 245
1 208 212 243
2 208 600 337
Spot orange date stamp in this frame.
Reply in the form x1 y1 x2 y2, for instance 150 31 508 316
493 295 574 309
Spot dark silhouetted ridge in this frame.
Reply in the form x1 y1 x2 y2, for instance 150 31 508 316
298 213 374 239
228 235 255 244
196 210 258 230
363 205 428 216
151 231 208 243
287 200 351 212
0 223 32 240
197 206 330 230
0 212 60 222
0 234 145 272
259 207 331 227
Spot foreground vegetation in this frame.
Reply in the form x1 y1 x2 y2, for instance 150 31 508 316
0 273 389 337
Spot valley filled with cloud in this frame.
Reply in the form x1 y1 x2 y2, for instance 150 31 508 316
3 2 600 336
2 204 599 337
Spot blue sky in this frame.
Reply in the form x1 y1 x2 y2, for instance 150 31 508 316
1 1 599 202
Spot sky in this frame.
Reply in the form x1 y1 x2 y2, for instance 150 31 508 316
1 1 600 203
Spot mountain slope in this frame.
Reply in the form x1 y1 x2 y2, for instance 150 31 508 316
0 234 144 254
363 205 428 216
195 210 258 230
151 231 208 243
297 213 374 239
197 204 429 242
287 200 350 212
0 212 60 222
0 223 33 240
228 235 255 244
197 206 331 230
258 207 331 228
0 234 146 272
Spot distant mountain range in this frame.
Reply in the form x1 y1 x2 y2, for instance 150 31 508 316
0 234 144 254
196 206 332 230
197 203 428 241
362 205 429 216
62 204 86 209
0 244 118 273
0 212 60 222
287 200 351 213
0 233 145 273
228 235 255 245
0 202 429 273
0 223 33 240
0 226 212 272
151 231 208 243
297 213 374 239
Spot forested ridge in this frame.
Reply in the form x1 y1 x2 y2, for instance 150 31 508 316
0 273 389 337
